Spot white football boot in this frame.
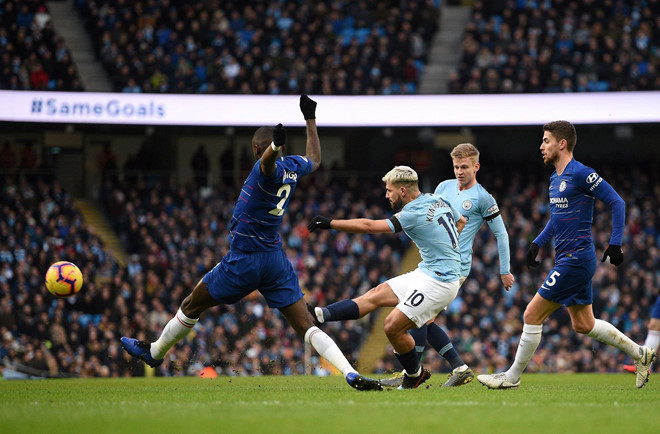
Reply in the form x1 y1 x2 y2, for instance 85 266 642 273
634 345 657 389
477 372 520 389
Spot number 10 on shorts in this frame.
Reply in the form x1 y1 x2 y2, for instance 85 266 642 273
404 289 425 307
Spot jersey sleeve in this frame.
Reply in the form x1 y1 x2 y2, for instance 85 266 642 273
534 219 555 247
574 166 625 245
387 210 414 233
273 155 314 180
486 215 511 275
480 191 501 221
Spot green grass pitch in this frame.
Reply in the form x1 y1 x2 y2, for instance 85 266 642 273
1 374 659 434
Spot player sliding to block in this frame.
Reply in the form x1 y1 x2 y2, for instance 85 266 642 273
121 95 382 391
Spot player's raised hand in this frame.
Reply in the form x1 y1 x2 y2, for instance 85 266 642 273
526 243 540 268
300 94 317 120
601 244 623 266
273 123 286 147
308 215 332 232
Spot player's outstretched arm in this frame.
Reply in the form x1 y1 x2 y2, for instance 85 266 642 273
260 123 286 176
300 95 321 172
308 215 392 234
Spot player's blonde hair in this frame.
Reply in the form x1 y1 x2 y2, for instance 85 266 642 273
382 165 419 189
450 143 479 163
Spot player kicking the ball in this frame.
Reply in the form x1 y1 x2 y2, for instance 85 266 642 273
381 143 514 388
477 120 656 390
121 95 382 391
308 166 466 389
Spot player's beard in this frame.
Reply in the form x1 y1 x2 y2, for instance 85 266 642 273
390 197 403 211
543 150 559 166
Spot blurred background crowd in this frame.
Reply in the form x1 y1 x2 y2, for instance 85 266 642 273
1 0 659 379
1 147 658 378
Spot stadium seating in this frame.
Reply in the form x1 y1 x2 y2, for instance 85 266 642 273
0 1 83 91
449 0 660 94
74 0 439 94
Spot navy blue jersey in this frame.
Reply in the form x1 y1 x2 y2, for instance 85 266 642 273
230 155 313 251
534 159 625 263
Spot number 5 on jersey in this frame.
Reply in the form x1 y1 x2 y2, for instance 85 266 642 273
544 270 561 287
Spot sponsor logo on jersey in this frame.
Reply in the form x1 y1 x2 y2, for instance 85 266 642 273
486 204 499 214
462 200 473 210
283 170 298 183
559 180 567 192
550 197 569 208
587 172 603 191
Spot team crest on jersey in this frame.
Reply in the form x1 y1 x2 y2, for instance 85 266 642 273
559 180 567 192
462 200 473 210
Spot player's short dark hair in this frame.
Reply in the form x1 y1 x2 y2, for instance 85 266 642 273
252 126 274 155
543 120 577 152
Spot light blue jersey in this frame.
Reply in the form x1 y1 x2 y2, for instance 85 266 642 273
435 179 510 277
386 193 462 282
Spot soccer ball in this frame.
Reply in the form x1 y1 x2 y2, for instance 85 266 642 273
45 261 83 297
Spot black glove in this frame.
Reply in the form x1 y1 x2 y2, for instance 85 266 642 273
308 215 332 232
300 94 317 120
526 243 540 268
601 244 623 266
273 123 286 147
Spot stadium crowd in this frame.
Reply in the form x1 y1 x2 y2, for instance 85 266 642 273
449 0 660 93
1 169 406 378
0 0 83 91
74 0 438 94
1 146 658 379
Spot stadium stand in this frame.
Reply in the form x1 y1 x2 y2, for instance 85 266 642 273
0 0 83 91
449 0 660 93
0 167 408 378
2 147 658 378
73 0 440 94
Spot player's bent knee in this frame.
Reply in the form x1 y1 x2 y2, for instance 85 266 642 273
573 323 592 334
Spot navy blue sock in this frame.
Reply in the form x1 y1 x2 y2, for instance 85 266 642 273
394 348 420 376
323 299 360 321
427 322 464 370
408 326 428 361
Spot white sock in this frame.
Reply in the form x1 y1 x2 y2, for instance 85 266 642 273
150 308 198 359
304 326 356 377
506 324 542 382
644 330 660 352
587 318 640 359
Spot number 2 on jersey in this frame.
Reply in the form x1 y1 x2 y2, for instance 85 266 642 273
269 184 292 216
436 212 458 249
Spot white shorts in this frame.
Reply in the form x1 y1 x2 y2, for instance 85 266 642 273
387 268 460 328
